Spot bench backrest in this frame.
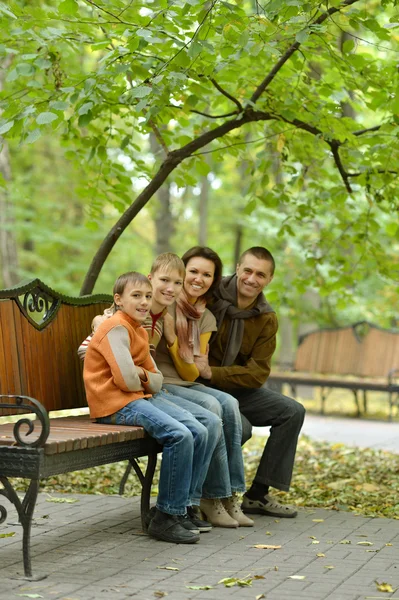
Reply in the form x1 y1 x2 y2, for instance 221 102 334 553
0 279 112 416
295 321 399 377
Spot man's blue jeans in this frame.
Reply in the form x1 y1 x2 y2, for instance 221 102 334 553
97 391 217 514
164 384 246 498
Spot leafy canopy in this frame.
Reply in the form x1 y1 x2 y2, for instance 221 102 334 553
0 0 398 295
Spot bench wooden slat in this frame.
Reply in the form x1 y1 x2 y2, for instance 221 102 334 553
0 416 147 455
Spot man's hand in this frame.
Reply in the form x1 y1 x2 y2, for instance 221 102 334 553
163 312 176 346
194 345 212 380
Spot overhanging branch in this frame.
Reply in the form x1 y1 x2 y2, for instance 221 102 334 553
250 0 360 105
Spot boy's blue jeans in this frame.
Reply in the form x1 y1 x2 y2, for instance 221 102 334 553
97 390 220 514
163 384 246 498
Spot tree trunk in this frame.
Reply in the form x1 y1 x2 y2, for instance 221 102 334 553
150 132 174 255
155 182 173 255
198 175 209 246
0 57 19 287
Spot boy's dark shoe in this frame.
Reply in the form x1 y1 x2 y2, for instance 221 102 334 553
145 506 201 534
187 506 212 532
241 493 297 518
148 508 200 544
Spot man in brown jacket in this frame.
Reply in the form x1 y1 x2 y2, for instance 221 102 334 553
196 246 305 518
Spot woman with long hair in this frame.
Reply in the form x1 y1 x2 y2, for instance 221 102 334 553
155 246 253 528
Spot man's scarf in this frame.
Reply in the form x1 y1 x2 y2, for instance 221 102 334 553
210 274 274 366
175 288 207 363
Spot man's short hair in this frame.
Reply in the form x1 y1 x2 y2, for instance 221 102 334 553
113 272 152 297
238 247 275 274
150 253 185 278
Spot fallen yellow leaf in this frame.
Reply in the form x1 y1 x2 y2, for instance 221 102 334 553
357 541 373 546
355 482 380 492
311 540 320 544
312 519 324 522
288 575 306 580
316 553 325 558
375 581 395 593
256 595 265 600
325 566 335 569
157 566 179 571
252 544 281 550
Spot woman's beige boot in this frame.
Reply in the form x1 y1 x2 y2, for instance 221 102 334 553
200 498 239 528
223 494 254 527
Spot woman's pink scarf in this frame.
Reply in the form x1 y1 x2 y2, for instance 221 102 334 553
175 289 206 363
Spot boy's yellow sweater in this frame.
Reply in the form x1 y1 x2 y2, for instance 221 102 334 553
83 311 163 419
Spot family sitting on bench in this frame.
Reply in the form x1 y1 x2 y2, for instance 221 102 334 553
79 246 305 545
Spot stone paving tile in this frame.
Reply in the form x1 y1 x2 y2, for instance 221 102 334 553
1 493 398 600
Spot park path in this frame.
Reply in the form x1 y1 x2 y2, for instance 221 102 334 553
254 413 399 453
1 492 398 600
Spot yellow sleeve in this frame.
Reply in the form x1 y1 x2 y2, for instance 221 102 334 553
168 332 211 382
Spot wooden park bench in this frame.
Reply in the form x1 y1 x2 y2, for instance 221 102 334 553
268 321 399 420
0 279 161 580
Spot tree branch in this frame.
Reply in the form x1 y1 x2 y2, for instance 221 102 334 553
249 0 360 105
83 0 132 25
209 78 243 112
353 125 382 136
348 169 398 177
329 141 352 193
190 109 240 119
147 118 169 156
80 109 273 295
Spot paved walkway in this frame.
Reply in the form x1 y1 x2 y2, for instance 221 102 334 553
1 492 398 600
254 413 399 453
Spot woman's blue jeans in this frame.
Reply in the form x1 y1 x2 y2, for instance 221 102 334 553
97 391 216 514
164 384 246 498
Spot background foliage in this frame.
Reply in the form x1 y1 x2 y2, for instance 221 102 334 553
0 0 398 332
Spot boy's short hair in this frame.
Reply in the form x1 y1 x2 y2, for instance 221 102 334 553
238 247 275 274
150 253 185 278
113 272 152 296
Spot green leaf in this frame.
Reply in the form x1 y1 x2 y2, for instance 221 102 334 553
295 29 309 43
0 531 15 538
59 0 79 16
50 101 69 111
36 112 58 125
25 128 42 144
97 145 107 160
342 39 355 54
78 111 93 127
78 102 93 116
0 120 14 135
0 2 17 18
130 86 152 99
385 222 398 237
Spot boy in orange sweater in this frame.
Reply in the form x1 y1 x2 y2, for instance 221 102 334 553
84 271 212 544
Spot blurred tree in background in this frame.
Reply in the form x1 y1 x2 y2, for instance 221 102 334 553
0 0 398 346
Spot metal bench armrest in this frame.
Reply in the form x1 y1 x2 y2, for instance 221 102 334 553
0 395 50 448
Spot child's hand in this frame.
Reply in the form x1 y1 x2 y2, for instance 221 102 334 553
92 310 112 332
194 345 212 380
163 312 176 346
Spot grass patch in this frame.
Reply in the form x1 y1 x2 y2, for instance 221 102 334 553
10 435 399 519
